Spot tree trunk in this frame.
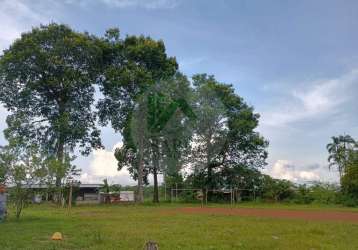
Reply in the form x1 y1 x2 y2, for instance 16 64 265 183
152 139 160 203
56 139 64 187
207 164 213 201
153 166 159 203
206 131 213 201
137 141 144 203
55 100 66 204
15 188 23 220
54 138 64 205
136 112 145 203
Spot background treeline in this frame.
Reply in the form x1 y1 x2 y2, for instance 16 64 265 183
165 134 357 206
104 132 358 206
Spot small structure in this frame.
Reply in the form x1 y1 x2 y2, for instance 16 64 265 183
120 191 135 202
100 192 120 204
6 183 135 205
99 191 135 204
19 183 102 204
76 184 101 204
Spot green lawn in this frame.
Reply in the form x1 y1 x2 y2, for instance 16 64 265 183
1 203 358 250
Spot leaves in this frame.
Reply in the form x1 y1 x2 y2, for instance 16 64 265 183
0 23 103 160
327 135 357 177
189 74 268 191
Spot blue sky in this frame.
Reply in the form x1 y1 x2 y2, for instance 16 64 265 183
0 0 357 184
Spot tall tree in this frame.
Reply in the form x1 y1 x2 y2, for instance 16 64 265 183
98 28 177 202
146 73 195 202
327 135 356 177
189 74 268 200
0 24 103 188
115 73 195 203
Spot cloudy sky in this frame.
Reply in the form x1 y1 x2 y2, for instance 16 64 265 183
0 0 357 185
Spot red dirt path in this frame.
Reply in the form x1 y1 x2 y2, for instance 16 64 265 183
178 207 358 223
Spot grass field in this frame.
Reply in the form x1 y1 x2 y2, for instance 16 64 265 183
1 203 358 250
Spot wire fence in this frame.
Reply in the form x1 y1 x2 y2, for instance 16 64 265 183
168 187 255 205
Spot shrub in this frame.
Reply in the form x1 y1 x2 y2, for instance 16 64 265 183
341 195 358 207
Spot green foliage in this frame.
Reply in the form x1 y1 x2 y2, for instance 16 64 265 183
97 28 178 132
100 178 121 193
341 151 358 202
165 172 184 189
64 181 81 205
325 134 358 206
262 176 295 202
114 73 194 202
0 23 103 188
309 183 339 204
188 74 268 196
98 28 178 202
327 135 356 177
0 143 47 219
292 183 339 205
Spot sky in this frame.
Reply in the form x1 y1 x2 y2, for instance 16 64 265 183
0 0 357 185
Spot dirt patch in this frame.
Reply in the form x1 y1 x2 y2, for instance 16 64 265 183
178 207 358 223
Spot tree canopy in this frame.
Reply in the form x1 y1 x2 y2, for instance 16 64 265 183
0 23 103 186
187 74 268 199
97 28 178 202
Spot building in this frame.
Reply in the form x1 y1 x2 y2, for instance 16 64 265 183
76 184 102 204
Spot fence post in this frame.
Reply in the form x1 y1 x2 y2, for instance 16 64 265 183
230 188 233 207
164 181 167 201
175 183 178 201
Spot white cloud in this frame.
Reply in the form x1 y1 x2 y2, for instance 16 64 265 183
270 160 319 182
80 142 137 185
261 69 358 127
79 141 163 185
265 159 338 183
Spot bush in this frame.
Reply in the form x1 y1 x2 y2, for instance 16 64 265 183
341 195 358 207
262 177 295 202
310 183 338 204
293 185 314 204
292 183 339 205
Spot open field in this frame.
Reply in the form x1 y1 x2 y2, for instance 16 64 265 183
1 203 358 250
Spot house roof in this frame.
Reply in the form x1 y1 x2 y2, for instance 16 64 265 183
7 183 103 189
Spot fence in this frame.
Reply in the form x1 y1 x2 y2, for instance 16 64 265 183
169 188 253 205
